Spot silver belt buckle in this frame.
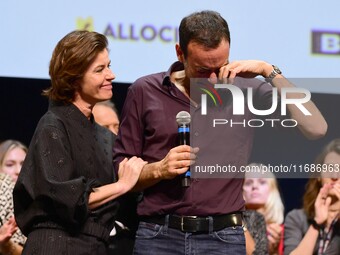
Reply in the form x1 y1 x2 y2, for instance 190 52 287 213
231 214 238 229
180 216 197 232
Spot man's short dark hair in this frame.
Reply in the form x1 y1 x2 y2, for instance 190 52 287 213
179 10 231 57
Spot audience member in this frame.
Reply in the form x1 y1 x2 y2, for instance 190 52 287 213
284 139 340 255
93 100 120 135
243 163 285 255
0 174 23 255
0 140 27 182
0 140 28 255
13 30 146 255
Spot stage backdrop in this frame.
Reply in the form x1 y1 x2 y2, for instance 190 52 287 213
1 0 340 93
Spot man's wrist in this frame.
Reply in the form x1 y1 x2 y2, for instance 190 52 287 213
152 161 164 180
265 65 282 83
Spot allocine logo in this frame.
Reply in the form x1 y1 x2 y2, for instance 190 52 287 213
103 23 178 43
312 30 340 55
200 83 312 128
76 17 178 43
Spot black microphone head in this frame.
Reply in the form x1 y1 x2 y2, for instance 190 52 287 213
176 111 191 125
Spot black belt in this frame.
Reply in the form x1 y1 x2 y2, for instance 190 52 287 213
141 213 243 233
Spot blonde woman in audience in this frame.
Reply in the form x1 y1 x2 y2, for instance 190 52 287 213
0 139 28 255
284 139 340 255
243 163 285 255
0 140 27 182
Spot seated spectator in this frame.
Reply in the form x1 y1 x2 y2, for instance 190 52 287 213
0 140 27 182
284 139 340 255
0 139 28 255
0 173 26 255
243 163 285 255
93 100 120 135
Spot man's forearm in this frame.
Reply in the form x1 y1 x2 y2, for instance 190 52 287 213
271 75 327 140
133 161 163 191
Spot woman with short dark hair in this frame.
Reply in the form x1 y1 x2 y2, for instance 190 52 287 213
13 30 146 255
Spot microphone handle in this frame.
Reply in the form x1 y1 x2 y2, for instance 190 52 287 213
178 124 191 187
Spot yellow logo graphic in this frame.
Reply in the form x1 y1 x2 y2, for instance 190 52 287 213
76 17 94 31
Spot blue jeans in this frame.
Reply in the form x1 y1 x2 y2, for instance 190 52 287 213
133 219 245 255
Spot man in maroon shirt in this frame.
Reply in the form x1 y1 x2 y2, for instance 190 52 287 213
113 10 327 254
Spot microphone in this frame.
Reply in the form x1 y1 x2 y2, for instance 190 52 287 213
176 111 191 187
